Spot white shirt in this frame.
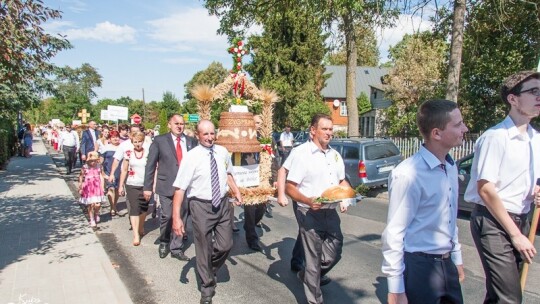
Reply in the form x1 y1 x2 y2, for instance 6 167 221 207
171 133 188 156
113 139 151 161
124 148 149 187
285 141 345 209
59 130 79 148
381 146 462 294
464 116 540 214
173 144 234 200
280 131 294 147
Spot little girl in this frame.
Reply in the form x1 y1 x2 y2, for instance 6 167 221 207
79 151 105 227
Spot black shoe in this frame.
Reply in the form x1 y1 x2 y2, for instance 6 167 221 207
158 243 170 259
171 252 190 261
291 264 303 272
248 243 262 252
320 275 331 286
232 224 240 232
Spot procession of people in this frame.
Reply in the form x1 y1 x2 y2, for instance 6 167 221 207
24 70 540 304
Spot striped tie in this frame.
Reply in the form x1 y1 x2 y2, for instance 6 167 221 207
210 148 221 208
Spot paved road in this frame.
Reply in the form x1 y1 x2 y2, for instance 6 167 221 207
46 141 540 303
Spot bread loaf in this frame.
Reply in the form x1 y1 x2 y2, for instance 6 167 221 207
321 185 356 200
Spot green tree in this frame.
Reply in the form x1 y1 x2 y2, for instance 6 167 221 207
160 91 181 119
245 6 328 130
324 24 379 67
51 63 102 122
0 0 71 117
158 109 168 135
382 32 448 136
182 61 228 122
357 92 372 115
459 0 540 132
289 98 330 130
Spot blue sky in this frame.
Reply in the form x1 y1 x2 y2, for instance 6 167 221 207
43 0 433 103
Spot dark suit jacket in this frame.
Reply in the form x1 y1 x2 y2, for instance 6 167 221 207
80 129 100 157
144 132 197 197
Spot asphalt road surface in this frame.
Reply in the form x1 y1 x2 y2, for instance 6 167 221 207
48 146 540 304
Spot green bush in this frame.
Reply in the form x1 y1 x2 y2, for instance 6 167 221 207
0 120 16 168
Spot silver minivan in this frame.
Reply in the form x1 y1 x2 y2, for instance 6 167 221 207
330 138 403 188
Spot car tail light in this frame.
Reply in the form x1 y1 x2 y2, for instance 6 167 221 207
358 161 367 178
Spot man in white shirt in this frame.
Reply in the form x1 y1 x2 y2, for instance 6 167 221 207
382 99 468 304
171 120 242 304
279 125 294 164
465 70 540 303
285 114 349 304
59 125 80 175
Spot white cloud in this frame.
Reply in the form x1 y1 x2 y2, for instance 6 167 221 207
146 7 227 46
64 21 137 43
376 14 434 62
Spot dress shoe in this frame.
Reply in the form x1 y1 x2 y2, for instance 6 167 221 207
171 252 190 261
158 243 170 259
232 224 240 232
320 275 331 286
248 243 262 252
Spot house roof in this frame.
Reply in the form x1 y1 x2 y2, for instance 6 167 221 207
321 66 389 99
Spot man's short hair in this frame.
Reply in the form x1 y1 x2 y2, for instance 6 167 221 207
310 113 332 128
131 123 144 132
501 70 540 104
417 99 458 139
119 124 129 131
168 113 184 121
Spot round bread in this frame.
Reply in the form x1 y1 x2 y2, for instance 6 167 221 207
321 185 356 200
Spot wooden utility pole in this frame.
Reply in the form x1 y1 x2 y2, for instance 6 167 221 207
142 88 146 122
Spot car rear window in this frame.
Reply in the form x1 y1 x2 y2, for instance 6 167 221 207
341 146 359 160
365 143 400 160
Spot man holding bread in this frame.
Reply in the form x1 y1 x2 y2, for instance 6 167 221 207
284 113 355 304
381 99 468 304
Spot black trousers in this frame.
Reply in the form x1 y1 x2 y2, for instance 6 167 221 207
470 204 529 304
62 146 77 173
404 252 463 304
243 203 266 246
159 194 188 254
291 201 305 269
296 207 343 304
190 197 233 298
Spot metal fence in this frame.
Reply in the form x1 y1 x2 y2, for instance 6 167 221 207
390 137 476 160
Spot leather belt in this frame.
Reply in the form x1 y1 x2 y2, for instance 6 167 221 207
191 196 226 204
474 204 527 221
409 251 450 260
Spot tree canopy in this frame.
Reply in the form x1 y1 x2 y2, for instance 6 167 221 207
0 0 71 118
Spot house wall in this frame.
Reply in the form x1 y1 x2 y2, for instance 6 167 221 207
324 98 348 128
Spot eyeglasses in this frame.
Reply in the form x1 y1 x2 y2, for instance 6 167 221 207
518 87 540 97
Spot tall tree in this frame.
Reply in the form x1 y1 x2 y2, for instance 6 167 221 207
459 0 540 132
382 32 448 136
324 24 380 67
161 91 181 119
445 0 466 102
183 61 229 123
0 0 71 117
51 63 102 122
245 6 328 129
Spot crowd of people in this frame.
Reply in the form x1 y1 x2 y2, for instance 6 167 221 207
26 70 540 304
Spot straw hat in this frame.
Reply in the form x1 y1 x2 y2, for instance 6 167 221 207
86 151 99 161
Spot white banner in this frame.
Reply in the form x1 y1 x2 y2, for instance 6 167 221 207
107 105 128 120
232 164 260 188
72 120 82 126
100 109 110 120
